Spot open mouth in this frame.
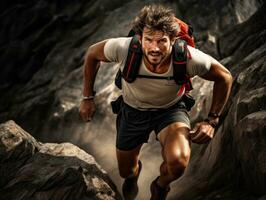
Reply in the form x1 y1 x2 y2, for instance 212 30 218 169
149 52 162 57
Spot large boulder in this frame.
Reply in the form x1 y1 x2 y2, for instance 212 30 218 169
0 120 121 200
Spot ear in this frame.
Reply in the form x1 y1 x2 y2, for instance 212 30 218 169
170 37 177 46
137 34 142 44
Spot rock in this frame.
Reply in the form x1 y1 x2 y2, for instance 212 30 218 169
189 76 213 124
0 121 121 200
259 195 266 200
169 3 266 199
235 111 266 195
236 87 266 122
0 1 266 199
218 2 266 59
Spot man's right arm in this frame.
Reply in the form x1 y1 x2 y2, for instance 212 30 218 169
83 40 110 97
80 40 110 122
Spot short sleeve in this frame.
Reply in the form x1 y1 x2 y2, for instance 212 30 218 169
186 46 214 77
103 37 131 63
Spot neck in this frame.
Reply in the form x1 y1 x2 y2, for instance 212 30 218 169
144 54 171 73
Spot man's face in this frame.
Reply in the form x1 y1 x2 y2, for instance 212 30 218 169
141 27 174 66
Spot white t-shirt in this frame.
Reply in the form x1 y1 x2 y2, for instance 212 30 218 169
104 37 213 110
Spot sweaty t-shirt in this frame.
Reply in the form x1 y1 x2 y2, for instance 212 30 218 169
104 37 215 110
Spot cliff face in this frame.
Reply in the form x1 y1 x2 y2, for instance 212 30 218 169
0 0 265 199
170 4 266 199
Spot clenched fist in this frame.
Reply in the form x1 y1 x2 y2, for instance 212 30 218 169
79 100 96 122
189 121 215 143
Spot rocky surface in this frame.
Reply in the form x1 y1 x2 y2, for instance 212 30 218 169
169 3 266 200
0 0 265 199
0 120 121 200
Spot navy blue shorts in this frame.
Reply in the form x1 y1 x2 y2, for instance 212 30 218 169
116 100 190 151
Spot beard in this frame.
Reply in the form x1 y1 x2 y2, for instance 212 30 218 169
144 51 165 66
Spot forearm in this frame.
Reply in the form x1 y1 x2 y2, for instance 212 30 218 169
83 51 100 97
209 72 233 116
82 40 109 97
190 70 232 143
79 39 111 122
191 59 233 143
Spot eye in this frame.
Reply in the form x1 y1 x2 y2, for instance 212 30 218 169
145 38 152 42
159 38 168 43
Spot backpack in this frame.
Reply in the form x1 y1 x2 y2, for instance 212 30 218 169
111 18 196 113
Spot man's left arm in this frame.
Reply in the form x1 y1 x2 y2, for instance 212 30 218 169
190 60 233 143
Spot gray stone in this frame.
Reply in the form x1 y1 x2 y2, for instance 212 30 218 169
0 121 121 200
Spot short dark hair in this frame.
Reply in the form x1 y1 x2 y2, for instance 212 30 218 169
132 4 179 39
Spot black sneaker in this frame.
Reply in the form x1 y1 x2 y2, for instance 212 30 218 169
122 160 142 200
150 176 170 200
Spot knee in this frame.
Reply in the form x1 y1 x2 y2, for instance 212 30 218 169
166 150 190 177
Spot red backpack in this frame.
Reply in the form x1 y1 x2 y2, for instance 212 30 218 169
175 18 195 47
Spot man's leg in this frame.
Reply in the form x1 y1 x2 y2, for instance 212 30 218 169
158 122 191 186
116 144 143 178
151 122 191 199
115 102 150 199
117 144 143 200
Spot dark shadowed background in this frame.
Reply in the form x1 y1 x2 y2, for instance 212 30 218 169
0 0 265 199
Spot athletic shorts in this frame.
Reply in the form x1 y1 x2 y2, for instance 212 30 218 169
116 100 191 151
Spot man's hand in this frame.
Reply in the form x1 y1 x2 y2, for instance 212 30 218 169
190 121 215 143
79 100 96 122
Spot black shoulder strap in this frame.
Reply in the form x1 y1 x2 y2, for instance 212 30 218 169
122 35 143 83
116 36 193 91
172 39 193 91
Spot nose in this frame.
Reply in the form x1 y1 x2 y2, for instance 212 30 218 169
150 41 160 51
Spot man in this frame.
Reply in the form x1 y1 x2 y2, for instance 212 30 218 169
79 4 232 200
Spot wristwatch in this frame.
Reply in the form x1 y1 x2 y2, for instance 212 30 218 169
204 112 220 128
